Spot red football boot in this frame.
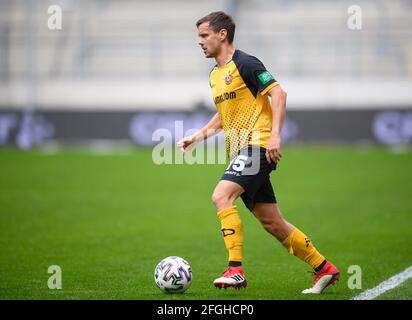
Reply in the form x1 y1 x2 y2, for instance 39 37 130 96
213 266 247 289
302 261 340 294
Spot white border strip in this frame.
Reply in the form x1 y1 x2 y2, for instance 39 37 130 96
352 266 412 300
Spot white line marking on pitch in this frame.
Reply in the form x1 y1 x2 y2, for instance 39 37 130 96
352 265 412 300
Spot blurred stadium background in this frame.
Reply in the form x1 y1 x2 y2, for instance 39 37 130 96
0 0 411 148
1 0 412 300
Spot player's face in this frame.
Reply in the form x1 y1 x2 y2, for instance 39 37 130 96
197 22 221 58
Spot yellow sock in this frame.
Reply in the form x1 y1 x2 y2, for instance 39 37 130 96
217 206 243 262
281 227 325 269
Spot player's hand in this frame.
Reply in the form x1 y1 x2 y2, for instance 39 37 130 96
266 134 282 164
177 135 196 154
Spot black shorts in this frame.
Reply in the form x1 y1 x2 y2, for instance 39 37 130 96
220 145 277 212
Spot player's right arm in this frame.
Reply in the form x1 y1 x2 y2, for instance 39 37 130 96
177 112 222 153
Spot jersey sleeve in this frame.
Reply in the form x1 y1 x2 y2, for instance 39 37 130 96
235 54 278 97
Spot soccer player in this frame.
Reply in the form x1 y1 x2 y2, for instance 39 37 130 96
177 11 340 294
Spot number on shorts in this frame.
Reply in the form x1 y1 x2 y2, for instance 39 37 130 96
226 155 248 172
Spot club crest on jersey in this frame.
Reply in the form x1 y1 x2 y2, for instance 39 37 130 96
225 71 233 85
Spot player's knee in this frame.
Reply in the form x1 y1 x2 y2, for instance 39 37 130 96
262 220 283 236
211 191 233 211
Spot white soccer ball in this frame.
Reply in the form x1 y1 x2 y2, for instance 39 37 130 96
154 256 193 293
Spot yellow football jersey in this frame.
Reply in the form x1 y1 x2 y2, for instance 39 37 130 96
209 49 279 159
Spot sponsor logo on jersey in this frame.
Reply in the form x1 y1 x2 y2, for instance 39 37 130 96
214 91 236 105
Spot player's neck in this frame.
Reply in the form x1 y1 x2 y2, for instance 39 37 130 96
215 45 236 68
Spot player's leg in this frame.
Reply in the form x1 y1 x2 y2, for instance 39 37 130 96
251 202 294 242
211 180 244 264
211 180 247 289
211 179 244 212
253 202 326 268
252 202 340 294
211 145 273 289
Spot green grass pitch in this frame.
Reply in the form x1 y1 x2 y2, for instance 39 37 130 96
0 145 411 300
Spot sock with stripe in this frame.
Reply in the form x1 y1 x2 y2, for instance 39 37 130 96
217 205 243 264
281 227 325 270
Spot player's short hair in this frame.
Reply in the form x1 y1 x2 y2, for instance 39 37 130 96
196 11 236 44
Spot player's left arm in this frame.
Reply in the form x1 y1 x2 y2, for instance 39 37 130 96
266 84 287 164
